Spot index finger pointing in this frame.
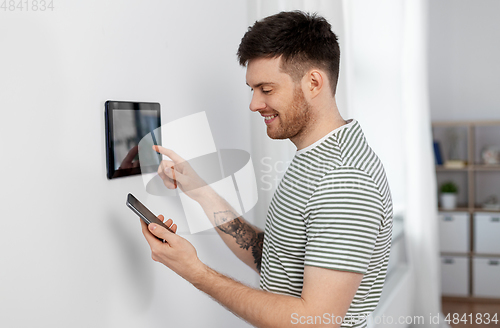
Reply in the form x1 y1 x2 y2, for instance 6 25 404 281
152 146 185 164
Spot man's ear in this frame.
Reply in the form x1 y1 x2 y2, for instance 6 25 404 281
303 69 324 99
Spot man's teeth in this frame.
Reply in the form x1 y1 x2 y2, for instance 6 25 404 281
264 114 278 121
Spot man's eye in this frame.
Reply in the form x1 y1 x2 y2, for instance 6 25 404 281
262 89 272 94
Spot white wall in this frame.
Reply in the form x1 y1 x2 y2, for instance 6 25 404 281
0 1 256 327
429 0 500 121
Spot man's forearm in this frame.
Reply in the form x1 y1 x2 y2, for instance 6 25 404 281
213 210 264 272
195 187 264 272
193 264 306 328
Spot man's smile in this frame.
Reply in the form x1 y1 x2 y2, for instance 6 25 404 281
263 114 278 124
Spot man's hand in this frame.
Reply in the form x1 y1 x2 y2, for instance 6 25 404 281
140 215 206 283
152 145 264 274
153 145 210 201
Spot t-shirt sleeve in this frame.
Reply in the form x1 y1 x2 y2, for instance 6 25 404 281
304 168 384 274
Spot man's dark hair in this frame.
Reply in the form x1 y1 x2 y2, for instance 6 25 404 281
237 11 341 95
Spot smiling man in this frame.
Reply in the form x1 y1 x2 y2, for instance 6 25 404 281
142 11 393 328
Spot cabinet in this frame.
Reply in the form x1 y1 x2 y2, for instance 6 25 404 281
474 213 500 254
433 121 500 300
441 256 469 297
473 257 500 298
438 212 469 253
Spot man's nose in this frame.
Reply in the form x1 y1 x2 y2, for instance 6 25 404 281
249 93 266 112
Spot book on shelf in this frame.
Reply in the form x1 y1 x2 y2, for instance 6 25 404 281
433 141 443 165
443 160 466 169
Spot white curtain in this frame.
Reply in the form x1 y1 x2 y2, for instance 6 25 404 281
340 0 443 326
400 0 443 326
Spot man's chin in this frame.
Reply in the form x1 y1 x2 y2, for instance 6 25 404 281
266 129 287 140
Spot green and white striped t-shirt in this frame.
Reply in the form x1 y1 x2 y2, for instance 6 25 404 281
260 119 393 328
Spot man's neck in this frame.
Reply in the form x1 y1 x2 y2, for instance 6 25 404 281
292 105 346 151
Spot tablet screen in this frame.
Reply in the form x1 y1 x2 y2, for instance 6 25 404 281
105 101 161 179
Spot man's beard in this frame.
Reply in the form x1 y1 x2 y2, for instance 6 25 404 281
267 87 312 140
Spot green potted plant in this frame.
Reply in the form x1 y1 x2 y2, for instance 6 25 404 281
440 181 458 209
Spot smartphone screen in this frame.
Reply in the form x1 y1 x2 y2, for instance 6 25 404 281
126 193 173 236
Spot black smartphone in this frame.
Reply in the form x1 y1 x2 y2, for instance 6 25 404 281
126 193 173 240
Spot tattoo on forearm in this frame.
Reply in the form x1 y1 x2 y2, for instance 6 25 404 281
214 211 264 272
215 211 255 250
253 232 264 273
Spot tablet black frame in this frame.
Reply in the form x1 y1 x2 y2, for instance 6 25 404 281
105 100 161 180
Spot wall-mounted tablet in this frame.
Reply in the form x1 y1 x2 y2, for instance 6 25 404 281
105 100 161 179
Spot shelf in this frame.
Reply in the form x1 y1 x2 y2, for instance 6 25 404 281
432 120 500 127
442 296 500 304
473 207 500 213
438 207 470 212
474 253 500 257
436 165 500 172
438 207 500 213
440 251 500 257
434 121 500 300
441 252 471 257
473 165 500 171
436 166 468 172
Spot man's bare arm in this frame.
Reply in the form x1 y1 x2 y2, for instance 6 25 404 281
191 265 363 328
197 189 264 273
153 146 264 273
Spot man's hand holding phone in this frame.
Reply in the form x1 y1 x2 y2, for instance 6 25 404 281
127 193 205 282
140 214 206 284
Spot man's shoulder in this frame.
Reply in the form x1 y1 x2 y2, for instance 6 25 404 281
304 119 369 163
